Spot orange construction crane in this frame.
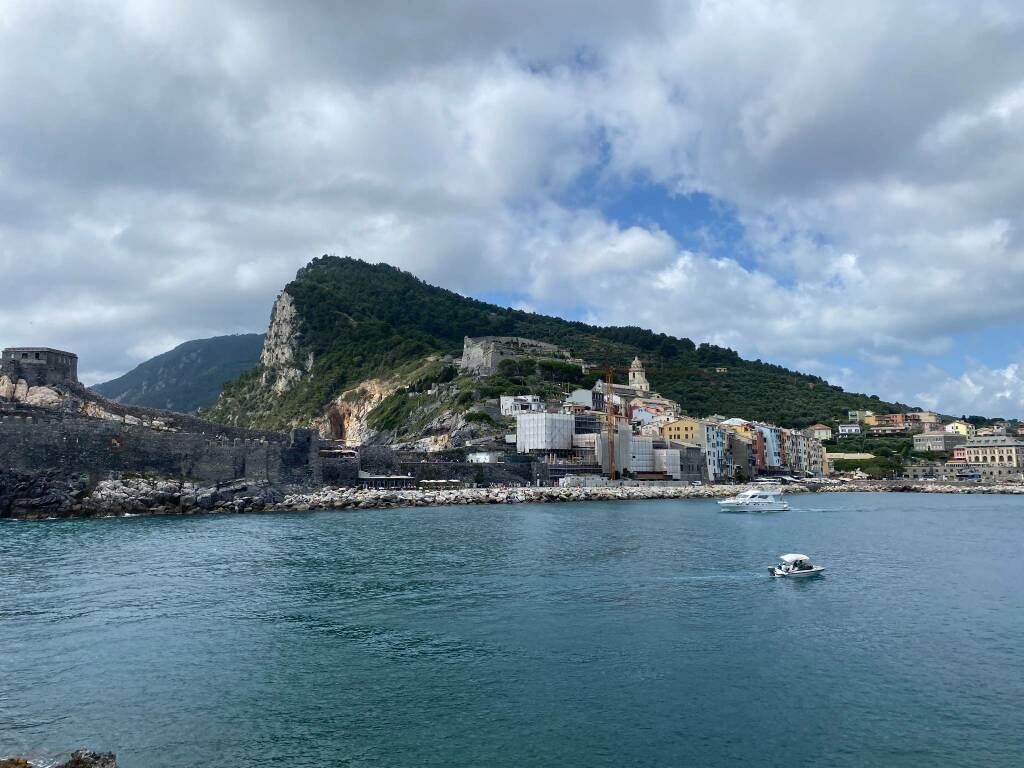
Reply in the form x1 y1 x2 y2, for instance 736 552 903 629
599 362 722 480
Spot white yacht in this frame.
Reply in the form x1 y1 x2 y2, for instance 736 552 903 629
717 486 789 513
770 553 825 578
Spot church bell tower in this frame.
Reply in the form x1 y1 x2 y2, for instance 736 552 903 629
629 356 650 392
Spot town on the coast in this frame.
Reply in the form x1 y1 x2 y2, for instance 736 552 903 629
3 334 1024 518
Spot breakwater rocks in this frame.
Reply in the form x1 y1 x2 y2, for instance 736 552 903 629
0 750 117 768
4 476 1024 520
273 483 778 511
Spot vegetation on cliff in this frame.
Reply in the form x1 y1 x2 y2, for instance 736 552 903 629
207 256 909 431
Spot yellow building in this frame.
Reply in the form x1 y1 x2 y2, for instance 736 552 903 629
724 422 756 440
661 416 702 443
963 436 1024 468
945 420 976 438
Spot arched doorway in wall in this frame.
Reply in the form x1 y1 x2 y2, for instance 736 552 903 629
328 409 347 442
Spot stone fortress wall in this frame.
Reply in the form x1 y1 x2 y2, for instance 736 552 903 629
1 347 78 388
0 402 333 486
459 336 586 375
0 344 366 490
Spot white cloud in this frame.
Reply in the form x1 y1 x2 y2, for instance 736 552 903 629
1 1 1024 415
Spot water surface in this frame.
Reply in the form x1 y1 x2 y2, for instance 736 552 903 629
2 494 1022 766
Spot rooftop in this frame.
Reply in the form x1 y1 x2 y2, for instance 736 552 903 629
966 436 1024 447
3 347 78 357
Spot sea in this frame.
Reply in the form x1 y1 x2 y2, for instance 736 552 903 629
2 493 1022 767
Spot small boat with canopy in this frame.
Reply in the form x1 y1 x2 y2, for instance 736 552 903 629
770 553 825 578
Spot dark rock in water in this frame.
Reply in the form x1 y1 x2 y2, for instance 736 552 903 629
58 751 118 768
0 753 116 768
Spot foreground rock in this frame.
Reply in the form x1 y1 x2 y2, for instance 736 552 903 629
0 751 116 768
3 473 1024 520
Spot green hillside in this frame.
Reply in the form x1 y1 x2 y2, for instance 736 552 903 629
93 334 264 413
208 256 909 430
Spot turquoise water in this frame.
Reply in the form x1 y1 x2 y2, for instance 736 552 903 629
2 493 1023 767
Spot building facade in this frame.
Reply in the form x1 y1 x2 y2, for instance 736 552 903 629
913 432 966 452
963 436 1024 469
515 412 574 453
945 420 976 438
805 423 833 441
1 347 79 389
500 395 544 416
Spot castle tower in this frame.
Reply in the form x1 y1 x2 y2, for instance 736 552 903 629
629 356 650 392
1 347 78 388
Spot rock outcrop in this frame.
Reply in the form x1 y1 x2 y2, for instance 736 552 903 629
58 751 117 768
259 292 311 396
0 750 117 768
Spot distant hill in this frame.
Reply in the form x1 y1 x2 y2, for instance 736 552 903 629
93 334 264 413
206 256 910 432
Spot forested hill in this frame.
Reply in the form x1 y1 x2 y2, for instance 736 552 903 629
209 256 909 429
93 334 264 413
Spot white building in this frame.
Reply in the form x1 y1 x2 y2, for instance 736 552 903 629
629 435 655 473
515 412 574 452
704 422 726 481
804 423 833 441
838 423 862 437
654 448 682 479
500 394 544 416
467 451 504 463
564 388 597 410
591 423 632 477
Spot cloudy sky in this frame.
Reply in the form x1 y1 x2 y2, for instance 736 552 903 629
3 1 1024 417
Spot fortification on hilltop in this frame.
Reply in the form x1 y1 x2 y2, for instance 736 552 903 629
1 347 78 388
459 336 585 375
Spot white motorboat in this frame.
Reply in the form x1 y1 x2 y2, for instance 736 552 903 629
717 486 789 512
770 553 825 578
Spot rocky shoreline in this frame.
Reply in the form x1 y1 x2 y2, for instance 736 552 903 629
0 750 116 768
3 471 1024 520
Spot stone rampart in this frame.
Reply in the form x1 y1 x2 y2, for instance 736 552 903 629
0 407 298 485
459 336 583 374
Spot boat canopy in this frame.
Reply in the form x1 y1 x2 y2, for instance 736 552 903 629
779 553 809 563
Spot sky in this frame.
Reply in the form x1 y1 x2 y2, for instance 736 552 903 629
2 1 1024 418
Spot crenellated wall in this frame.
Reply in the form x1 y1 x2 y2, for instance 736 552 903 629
0 404 357 487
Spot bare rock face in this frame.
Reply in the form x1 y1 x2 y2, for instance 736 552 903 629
24 385 63 408
13 378 28 401
0 374 14 400
259 291 309 395
313 377 401 445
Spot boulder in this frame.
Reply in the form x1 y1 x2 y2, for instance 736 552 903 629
58 751 118 768
24 386 63 408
